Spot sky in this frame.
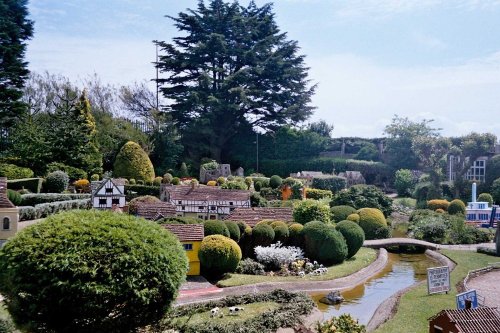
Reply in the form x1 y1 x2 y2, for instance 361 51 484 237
26 0 500 138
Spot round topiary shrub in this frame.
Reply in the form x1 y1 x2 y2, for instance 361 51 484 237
0 210 187 333
427 199 450 211
216 176 226 185
252 223 275 247
346 213 360 223
128 195 161 215
204 220 230 237
172 177 180 185
302 221 348 265
224 220 241 242
293 199 331 225
45 170 69 193
330 205 357 222
6 189 21 206
199 235 242 278
477 193 493 206
336 220 365 259
269 175 283 189
448 199 466 215
357 208 387 240
207 180 217 186
254 180 263 192
162 173 173 184
90 174 100 181
288 223 304 247
271 221 290 243
153 176 163 186
113 141 155 182
129 178 136 185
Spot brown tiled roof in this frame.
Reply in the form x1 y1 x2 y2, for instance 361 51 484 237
0 177 15 209
429 307 500 333
162 224 204 242
165 185 250 202
136 203 176 220
225 207 293 227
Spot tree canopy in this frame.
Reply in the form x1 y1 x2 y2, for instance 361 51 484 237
156 0 316 161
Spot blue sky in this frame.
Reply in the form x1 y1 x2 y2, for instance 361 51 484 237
27 0 500 138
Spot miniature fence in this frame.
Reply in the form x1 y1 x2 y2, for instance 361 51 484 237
462 262 500 307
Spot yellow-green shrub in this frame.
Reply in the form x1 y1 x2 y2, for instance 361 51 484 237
207 180 217 186
153 176 163 186
347 213 360 223
357 208 387 240
113 141 155 182
427 199 450 211
199 235 242 278
448 199 466 215
288 223 304 247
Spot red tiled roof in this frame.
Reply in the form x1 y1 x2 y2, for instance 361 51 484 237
225 207 293 227
430 307 500 333
162 224 204 242
0 177 15 209
136 203 176 220
165 185 250 202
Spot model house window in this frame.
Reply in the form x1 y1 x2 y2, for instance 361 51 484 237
466 159 486 182
210 206 216 210
112 198 120 205
229 202 233 205
198 206 204 210
479 204 486 209
99 198 106 205
182 206 185 210
178 200 182 204
479 213 489 220
183 243 193 251
2 217 10 230
467 214 476 220
105 188 113 193
210 215 216 220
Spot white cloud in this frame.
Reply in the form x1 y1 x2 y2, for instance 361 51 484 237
413 32 447 50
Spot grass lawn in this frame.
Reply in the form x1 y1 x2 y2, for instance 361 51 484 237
217 247 377 287
171 301 280 326
374 249 497 333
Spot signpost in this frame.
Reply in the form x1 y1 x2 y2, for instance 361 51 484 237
427 266 450 295
456 290 478 310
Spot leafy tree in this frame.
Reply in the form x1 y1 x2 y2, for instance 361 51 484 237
492 178 500 204
156 0 316 161
331 185 393 217
394 169 415 197
355 142 380 161
307 120 334 138
0 0 33 128
486 155 500 189
384 115 440 170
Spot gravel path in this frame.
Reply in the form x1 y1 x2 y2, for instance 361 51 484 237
467 269 500 308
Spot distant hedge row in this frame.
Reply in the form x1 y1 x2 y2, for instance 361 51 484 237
19 199 91 221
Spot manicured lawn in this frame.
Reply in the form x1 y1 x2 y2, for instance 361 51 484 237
374 249 497 333
217 247 377 287
171 301 280 326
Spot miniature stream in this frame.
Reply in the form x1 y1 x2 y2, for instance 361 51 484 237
310 252 439 324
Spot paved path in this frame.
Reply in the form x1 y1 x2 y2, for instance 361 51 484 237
467 269 500 308
364 238 495 251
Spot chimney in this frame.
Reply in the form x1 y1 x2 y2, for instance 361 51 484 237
472 182 477 203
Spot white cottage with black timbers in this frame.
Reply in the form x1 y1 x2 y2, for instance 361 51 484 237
91 178 126 210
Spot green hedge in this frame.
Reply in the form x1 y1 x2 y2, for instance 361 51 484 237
124 184 160 199
23 199 91 220
156 216 204 224
311 176 346 193
252 223 275 247
45 162 88 180
330 205 357 222
20 193 91 206
204 221 230 237
306 188 333 200
7 178 43 193
0 163 34 180
293 199 331 225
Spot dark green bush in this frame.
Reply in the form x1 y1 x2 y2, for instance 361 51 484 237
6 190 21 206
269 175 283 189
271 221 290 243
156 216 204 224
124 184 159 200
332 185 393 217
357 208 388 240
448 199 466 215
311 176 346 193
330 205 357 222
46 162 87 181
0 163 34 180
250 192 268 207
492 178 500 204
288 223 304 247
18 206 36 221
259 187 282 200
20 193 90 206
6 178 43 193
45 171 70 193
293 199 331 225
418 222 447 243
224 220 241 242
477 193 493 206
0 210 187 333
254 180 263 192
128 195 161 215
252 223 275 247
306 188 333 200
235 258 265 275
336 220 365 259
303 221 348 265
204 220 230 237
199 235 242 278
221 180 247 190
394 169 415 197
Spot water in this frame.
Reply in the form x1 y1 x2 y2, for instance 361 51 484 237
311 252 438 324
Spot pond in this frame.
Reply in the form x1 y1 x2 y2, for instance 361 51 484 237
310 252 438 325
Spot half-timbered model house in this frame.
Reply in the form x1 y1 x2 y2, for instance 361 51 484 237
225 207 294 227
160 184 250 220
91 178 126 210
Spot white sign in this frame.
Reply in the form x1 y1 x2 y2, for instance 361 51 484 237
427 266 450 294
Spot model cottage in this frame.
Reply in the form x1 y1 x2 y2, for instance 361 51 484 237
91 178 126 210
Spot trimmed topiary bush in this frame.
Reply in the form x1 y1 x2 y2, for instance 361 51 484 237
269 175 283 189
357 208 387 240
477 193 493 206
330 205 357 223
254 181 263 192
0 210 187 333
46 163 88 181
288 223 304 247
224 220 241 242
113 141 155 182
347 213 360 223
153 176 163 186
311 176 346 193
7 190 21 206
306 188 333 200
0 163 34 180
207 180 217 186
293 199 331 225
204 220 230 237
336 220 365 259
252 223 275 247
332 185 393 217
162 173 173 184
171 177 180 185
45 170 69 193
427 199 450 211
271 221 290 243
129 178 136 185
448 199 466 215
302 221 348 265
128 195 161 215
216 176 226 185
90 174 100 181
199 235 242 278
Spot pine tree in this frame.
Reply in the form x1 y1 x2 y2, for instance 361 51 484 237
156 0 316 161
0 0 33 127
